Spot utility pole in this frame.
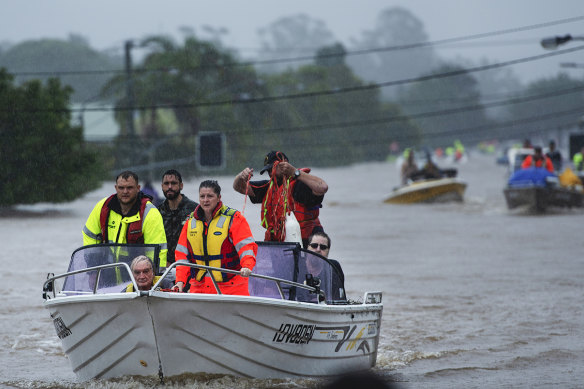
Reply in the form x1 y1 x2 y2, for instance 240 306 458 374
124 40 135 138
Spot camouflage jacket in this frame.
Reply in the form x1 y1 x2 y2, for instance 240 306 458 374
158 195 198 264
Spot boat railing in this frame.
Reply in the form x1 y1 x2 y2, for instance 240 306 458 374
43 262 137 300
43 261 323 302
155 261 324 301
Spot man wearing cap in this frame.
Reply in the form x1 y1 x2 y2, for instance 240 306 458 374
233 151 328 247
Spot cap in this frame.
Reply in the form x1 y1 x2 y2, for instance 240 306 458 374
260 151 288 174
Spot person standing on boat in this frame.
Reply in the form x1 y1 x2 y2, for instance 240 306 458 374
82 171 168 273
157 169 198 267
521 146 554 173
233 150 328 248
174 180 257 295
546 140 563 173
400 148 419 185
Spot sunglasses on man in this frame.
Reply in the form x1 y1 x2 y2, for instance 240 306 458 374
309 243 329 250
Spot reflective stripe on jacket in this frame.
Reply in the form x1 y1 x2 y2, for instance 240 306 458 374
82 195 168 271
175 202 257 287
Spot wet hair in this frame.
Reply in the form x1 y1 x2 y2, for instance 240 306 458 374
162 169 182 183
308 230 331 249
130 255 153 271
116 170 139 184
199 180 221 195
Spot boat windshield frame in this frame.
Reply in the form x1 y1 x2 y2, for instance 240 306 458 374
43 242 348 304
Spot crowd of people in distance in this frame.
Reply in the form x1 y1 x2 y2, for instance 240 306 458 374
82 150 342 298
400 138 579 189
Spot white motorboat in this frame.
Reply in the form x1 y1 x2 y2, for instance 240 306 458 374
43 243 383 382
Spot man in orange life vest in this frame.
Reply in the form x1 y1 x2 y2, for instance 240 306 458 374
521 146 554 173
82 171 168 273
173 180 257 295
233 151 328 248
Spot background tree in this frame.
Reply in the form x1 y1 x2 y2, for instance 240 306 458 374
256 14 336 74
260 42 420 166
0 69 106 206
456 57 523 121
505 73 584 145
0 35 121 103
347 7 439 101
397 63 492 147
100 33 270 175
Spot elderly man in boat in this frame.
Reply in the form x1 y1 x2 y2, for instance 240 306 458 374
125 255 161 292
173 180 257 295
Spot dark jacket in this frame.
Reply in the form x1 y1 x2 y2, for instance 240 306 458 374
158 195 198 264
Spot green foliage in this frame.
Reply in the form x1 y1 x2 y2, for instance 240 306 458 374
100 33 274 175
506 74 584 142
347 7 439 101
98 33 420 173
315 43 347 68
398 63 492 147
260 59 420 166
0 35 121 103
0 69 107 206
256 14 336 74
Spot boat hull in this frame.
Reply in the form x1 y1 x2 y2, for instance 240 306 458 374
384 178 467 204
504 186 584 212
45 292 383 381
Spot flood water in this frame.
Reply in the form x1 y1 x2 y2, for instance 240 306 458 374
1 152 583 388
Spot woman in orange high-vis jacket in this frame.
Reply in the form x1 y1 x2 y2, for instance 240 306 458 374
174 180 257 295
521 146 554 173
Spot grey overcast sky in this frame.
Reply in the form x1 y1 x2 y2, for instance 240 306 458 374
1 0 583 83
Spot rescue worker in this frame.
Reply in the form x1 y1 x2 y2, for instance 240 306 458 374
82 171 168 273
174 180 257 295
572 146 584 172
521 146 553 173
233 151 328 248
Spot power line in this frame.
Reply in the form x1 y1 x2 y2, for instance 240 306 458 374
87 88 584 142
32 44 583 114
215 87 584 136
9 15 584 77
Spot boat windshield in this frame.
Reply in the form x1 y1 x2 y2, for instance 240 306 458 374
57 242 345 303
62 244 161 294
249 242 346 304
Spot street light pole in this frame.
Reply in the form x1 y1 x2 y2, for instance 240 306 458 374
124 40 136 138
